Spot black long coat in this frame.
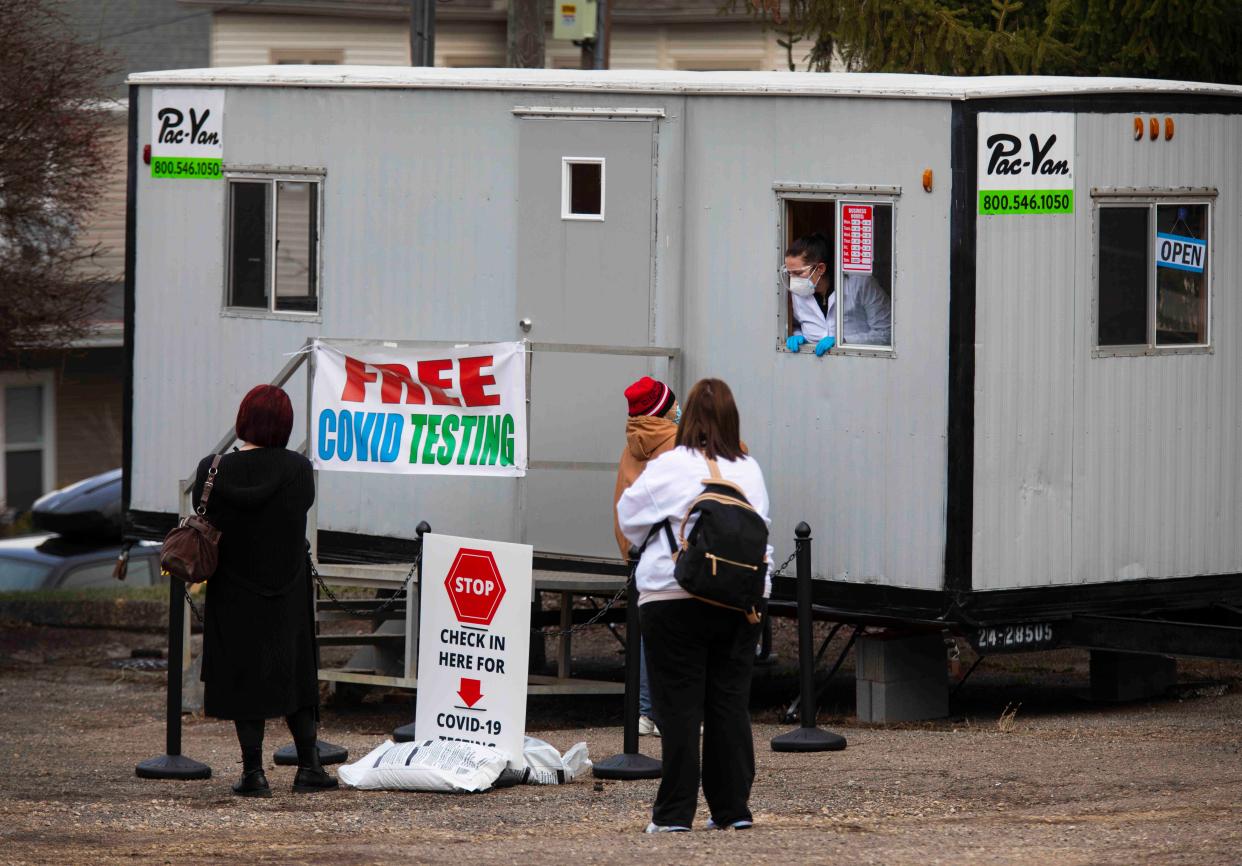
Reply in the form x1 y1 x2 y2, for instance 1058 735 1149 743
192 448 318 720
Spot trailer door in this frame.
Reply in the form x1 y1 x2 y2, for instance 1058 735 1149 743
516 116 665 558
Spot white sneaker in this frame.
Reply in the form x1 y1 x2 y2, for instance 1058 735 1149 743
706 818 753 830
638 716 661 737
645 822 690 833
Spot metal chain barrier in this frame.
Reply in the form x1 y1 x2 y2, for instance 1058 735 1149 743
534 548 797 640
770 549 798 578
310 552 421 619
182 584 205 624
181 552 423 624
533 580 628 638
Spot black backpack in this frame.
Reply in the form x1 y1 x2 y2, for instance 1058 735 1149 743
649 458 769 623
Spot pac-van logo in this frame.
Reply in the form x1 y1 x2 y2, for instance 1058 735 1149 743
984 132 1070 178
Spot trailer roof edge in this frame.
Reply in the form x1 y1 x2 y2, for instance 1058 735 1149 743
124 67 1242 100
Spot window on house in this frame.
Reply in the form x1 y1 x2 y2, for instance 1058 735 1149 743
778 194 894 353
562 158 604 220
1096 198 1210 349
226 173 322 315
1 378 53 512
269 49 344 65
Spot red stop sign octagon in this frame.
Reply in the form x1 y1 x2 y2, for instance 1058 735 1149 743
445 548 507 626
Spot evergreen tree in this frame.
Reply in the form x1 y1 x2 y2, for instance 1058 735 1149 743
743 0 1242 84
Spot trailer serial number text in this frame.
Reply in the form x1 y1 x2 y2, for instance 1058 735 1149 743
978 191 1073 215
975 623 1055 650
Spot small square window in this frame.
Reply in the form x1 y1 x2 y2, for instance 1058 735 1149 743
562 158 604 220
226 174 322 315
1096 198 1210 350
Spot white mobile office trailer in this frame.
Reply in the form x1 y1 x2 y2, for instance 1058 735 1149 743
123 67 1242 641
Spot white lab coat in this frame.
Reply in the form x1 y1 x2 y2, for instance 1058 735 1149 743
791 273 892 345
616 446 774 605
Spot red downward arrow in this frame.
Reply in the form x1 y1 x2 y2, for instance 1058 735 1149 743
458 677 483 708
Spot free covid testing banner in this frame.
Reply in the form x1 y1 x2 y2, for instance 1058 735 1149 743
311 340 527 477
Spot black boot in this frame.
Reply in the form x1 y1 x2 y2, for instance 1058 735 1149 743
232 768 272 798
292 766 338 793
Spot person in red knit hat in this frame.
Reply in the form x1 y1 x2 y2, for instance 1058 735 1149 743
613 376 679 737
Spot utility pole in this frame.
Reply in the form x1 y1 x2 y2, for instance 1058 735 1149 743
410 0 435 66
507 0 546 68
579 0 611 70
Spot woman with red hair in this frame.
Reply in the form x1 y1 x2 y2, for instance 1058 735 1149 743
192 384 336 797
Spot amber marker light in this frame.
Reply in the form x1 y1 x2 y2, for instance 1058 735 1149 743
1149 117 1159 140
1134 116 1144 140
922 168 934 192
1165 117 1175 140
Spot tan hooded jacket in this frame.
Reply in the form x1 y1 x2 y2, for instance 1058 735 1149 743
612 415 678 559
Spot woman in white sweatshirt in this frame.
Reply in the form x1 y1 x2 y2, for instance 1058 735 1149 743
616 378 772 833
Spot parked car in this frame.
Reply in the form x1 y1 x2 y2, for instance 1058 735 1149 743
31 468 123 540
0 534 164 592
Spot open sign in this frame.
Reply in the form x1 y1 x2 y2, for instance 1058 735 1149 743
1156 232 1206 274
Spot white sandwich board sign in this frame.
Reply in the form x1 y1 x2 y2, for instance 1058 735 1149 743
415 533 533 768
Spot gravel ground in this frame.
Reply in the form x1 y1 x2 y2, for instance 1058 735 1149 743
1 620 1240 865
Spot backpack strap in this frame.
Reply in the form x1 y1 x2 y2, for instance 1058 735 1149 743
701 455 748 498
636 518 680 561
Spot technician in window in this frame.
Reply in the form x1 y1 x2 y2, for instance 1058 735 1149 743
784 233 891 354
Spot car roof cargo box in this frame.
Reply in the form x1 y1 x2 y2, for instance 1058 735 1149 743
31 469 123 541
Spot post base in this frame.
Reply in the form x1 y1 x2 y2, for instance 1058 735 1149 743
592 752 662 780
135 754 212 780
273 740 349 766
770 726 847 753
392 722 419 743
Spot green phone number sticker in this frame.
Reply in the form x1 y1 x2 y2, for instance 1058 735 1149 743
978 189 1073 215
151 157 222 180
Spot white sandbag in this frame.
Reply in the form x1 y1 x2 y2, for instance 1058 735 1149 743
521 736 592 785
337 738 508 793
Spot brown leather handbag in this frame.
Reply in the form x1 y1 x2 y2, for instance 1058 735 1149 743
160 454 223 584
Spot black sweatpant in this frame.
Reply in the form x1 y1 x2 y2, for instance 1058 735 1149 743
641 598 761 828
234 705 318 771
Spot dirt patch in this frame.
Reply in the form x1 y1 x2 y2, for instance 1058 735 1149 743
1 623 1240 865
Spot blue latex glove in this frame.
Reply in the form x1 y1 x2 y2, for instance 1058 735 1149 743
814 335 836 357
786 334 807 353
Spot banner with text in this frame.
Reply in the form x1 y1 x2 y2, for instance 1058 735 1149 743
311 340 527 477
150 88 224 180
977 112 1074 216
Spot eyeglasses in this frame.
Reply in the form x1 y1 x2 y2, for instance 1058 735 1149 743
778 262 823 282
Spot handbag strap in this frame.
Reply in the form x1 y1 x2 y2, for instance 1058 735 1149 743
195 454 223 516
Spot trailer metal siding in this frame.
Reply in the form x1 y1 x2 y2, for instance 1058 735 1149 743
972 181 1077 591
133 86 532 543
681 96 950 590
1073 112 1242 586
973 109 1242 591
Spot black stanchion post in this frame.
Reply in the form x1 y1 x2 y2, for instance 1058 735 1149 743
393 521 431 742
771 523 847 753
592 547 661 780
136 580 212 780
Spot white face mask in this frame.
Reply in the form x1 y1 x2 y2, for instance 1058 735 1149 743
788 275 816 297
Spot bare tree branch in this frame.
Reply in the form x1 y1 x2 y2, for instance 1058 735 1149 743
0 0 115 367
